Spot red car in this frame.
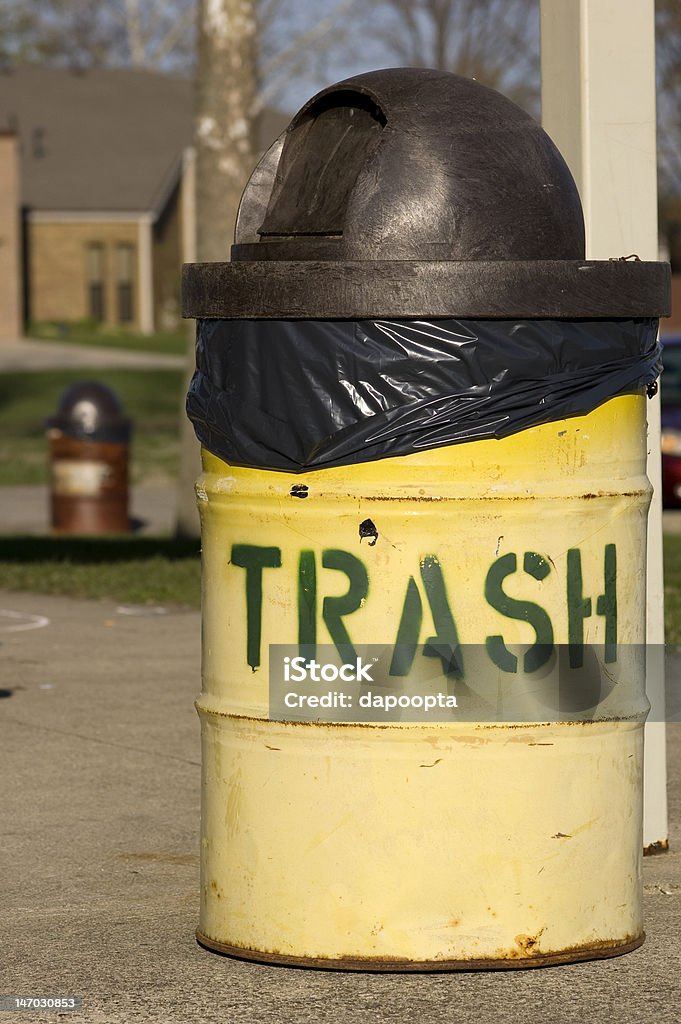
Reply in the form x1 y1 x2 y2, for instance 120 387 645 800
661 335 681 508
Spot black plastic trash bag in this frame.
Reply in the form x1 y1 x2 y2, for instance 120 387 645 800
186 317 661 473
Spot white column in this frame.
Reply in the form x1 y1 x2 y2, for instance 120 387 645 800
175 146 202 538
540 0 668 851
181 146 197 263
137 213 155 334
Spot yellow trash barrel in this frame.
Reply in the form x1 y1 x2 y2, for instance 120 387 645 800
183 69 670 970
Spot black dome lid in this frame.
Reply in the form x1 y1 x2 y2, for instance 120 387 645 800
234 68 585 263
183 68 669 320
46 381 131 441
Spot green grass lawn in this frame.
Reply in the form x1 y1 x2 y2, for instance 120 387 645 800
0 536 201 607
0 368 186 485
29 322 188 356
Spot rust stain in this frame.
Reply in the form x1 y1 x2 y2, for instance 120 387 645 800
198 705 642 735
643 839 670 857
513 930 545 954
360 491 446 499
358 489 646 503
477 717 638 730
196 931 644 971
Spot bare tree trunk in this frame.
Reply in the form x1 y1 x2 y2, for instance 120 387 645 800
175 0 259 538
124 0 145 65
194 0 258 262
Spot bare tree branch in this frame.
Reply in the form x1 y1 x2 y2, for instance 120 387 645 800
124 0 145 65
146 7 196 65
255 0 359 112
365 0 539 113
195 0 258 262
657 0 681 195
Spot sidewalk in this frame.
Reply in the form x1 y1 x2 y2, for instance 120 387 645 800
0 337 185 372
0 484 178 536
1 589 679 1023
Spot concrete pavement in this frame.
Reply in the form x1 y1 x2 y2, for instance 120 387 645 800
1 589 679 1023
0 337 185 372
0 484 178 537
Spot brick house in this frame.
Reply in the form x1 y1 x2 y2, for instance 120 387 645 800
0 130 22 339
0 67 285 336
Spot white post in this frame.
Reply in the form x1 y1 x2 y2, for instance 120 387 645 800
540 0 668 851
137 213 155 335
181 147 197 264
175 146 202 538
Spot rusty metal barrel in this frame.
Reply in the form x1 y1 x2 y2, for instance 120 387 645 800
46 380 131 534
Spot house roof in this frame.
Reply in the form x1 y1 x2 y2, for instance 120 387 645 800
0 66 288 215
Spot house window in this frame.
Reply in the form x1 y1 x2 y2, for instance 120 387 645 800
85 242 105 322
116 243 135 324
